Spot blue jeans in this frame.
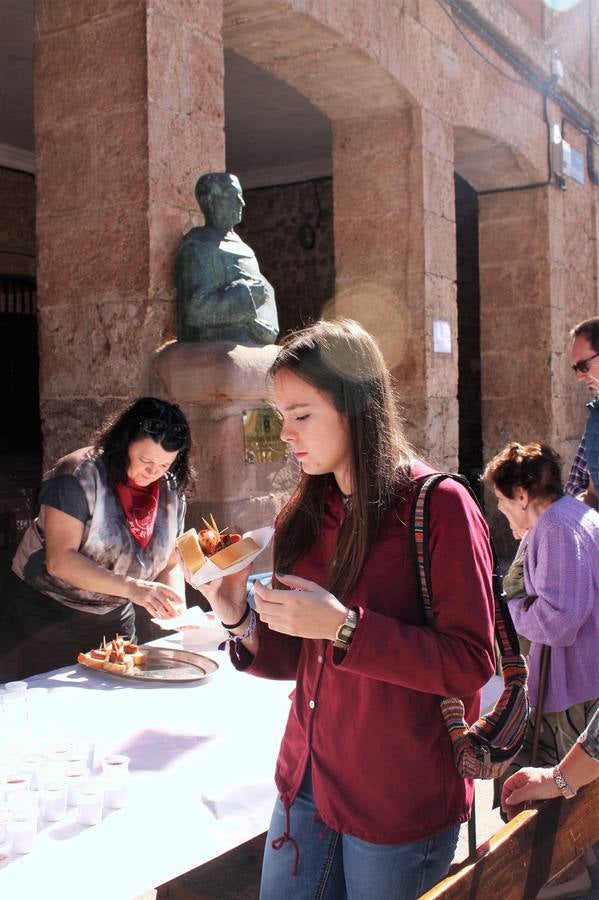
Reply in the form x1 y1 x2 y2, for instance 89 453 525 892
260 764 459 900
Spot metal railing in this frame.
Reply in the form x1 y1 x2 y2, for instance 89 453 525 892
0 275 37 315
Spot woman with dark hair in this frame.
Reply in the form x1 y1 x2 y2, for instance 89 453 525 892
201 319 496 899
5 397 190 679
484 441 599 898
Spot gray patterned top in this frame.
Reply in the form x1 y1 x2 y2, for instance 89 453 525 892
12 447 185 614
579 707 599 761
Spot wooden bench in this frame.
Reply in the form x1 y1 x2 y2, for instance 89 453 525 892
422 779 599 900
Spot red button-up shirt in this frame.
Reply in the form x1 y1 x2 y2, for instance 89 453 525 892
234 467 495 844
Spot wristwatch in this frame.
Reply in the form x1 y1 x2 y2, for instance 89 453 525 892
333 608 359 650
553 765 577 799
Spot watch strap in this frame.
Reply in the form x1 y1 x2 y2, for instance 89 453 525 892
553 765 577 799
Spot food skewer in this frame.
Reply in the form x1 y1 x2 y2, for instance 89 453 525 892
201 516 229 537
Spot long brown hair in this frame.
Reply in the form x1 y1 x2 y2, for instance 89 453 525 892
270 319 413 601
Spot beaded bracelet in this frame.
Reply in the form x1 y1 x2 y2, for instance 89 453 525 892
218 608 257 653
228 607 256 641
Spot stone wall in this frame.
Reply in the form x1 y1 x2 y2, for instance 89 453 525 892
545 1 592 83
29 0 599 515
238 178 334 338
34 0 224 466
0 167 35 279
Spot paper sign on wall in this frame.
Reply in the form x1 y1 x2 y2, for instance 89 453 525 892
433 319 451 354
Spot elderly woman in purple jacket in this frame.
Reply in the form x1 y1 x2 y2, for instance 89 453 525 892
484 441 599 899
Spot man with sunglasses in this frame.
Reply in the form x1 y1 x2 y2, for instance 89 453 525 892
566 318 599 506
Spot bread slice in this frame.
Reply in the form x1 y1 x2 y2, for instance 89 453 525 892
77 651 105 671
210 536 260 570
176 528 206 574
103 657 135 675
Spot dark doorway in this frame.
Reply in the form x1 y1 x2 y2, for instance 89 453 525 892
455 175 483 501
0 275 42 549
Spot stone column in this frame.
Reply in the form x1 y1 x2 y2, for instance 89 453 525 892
328 108 458 469
479 188 555 462
479 179 597 553
34 0 224 463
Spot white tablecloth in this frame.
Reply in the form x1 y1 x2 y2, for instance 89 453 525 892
0 632 294 900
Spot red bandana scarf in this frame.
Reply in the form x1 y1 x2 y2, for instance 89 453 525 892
114 478 160 549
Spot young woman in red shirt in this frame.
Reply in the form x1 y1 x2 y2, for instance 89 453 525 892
203 318 496 899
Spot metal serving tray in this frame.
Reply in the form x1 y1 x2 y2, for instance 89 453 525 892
79 647 219 684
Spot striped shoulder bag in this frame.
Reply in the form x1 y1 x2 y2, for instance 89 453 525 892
410 473 530 780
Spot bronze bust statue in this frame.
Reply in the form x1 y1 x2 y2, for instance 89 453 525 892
176 173 279 344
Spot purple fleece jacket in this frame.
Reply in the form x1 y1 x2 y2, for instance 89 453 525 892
510 495 599 713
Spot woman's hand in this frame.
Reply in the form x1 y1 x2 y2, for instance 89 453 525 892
199 564 252 627
501 767 557 818
254 574 347 640
126 579 184 619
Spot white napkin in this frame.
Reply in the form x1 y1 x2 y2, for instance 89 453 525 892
151 606 220 630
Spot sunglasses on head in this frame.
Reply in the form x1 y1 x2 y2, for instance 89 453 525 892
572 352 599 374
140 418 188 449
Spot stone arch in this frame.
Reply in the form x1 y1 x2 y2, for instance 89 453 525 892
222 3 469 467
223 1 413 121
454 126 544 192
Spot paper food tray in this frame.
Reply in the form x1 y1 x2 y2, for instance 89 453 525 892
183 525 274 587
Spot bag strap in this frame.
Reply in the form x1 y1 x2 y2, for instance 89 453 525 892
409 472 521 659
529 644 551 765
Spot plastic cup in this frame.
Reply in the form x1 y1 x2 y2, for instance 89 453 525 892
77 785 103 825
70 736 96 772
36 760 66 790
3 772 31 801
103 778 129 809
46 741 72 763
40 781 67 821
21 753 47 791
101 754 129 777
7 790 39 816
101 754 130 809
7 806 37 854
65 769 89 806
64 753 87 775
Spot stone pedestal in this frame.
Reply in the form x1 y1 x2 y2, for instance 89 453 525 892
152 341 297 569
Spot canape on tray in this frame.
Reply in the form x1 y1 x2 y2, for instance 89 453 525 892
78 635 147 674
